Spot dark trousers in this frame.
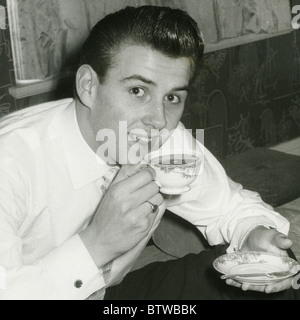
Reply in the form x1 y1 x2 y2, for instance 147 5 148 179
104 245 300 300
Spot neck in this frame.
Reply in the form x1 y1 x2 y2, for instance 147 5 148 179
75 99 98 153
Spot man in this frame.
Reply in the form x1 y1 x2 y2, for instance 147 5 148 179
0 6 298 300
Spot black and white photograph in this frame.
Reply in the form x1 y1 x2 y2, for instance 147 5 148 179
0 0 300 303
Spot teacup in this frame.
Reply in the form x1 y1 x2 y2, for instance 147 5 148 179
146 153 201 194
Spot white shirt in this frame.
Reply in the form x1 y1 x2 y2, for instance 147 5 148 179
0 99 289 300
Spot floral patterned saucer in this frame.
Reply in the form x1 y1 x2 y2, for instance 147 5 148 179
213 251 300 285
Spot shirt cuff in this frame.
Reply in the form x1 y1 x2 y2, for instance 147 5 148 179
40 234 106 300
227 216 279 253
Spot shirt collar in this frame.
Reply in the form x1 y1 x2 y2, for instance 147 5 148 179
58 100 115 189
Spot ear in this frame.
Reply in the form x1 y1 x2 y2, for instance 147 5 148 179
75 64 99 109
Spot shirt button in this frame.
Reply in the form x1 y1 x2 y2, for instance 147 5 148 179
74 280 83 288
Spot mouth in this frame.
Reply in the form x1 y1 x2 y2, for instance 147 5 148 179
128 133 153 144
128 132 160 145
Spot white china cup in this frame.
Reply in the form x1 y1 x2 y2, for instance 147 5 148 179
146 153 201 194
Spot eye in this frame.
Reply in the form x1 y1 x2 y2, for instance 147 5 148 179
165 94 181 104
129 87 145 97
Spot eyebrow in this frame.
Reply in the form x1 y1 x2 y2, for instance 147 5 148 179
121 74 156 86
120 74 189 92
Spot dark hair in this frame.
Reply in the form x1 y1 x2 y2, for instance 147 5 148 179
78 5 204 83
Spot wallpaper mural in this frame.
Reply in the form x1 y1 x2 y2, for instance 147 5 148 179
1 0 300 160
184 29 300 159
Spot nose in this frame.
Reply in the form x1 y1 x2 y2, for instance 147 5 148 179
142 101 167 130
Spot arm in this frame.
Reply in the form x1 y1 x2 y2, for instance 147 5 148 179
166 139 289 250
0 163 105 300
163 129 293 293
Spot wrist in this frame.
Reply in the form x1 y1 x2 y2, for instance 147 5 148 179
79 226 113 269
240 225 270 251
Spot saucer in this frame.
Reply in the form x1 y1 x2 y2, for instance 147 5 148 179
213 251 299 285
160 186 191 195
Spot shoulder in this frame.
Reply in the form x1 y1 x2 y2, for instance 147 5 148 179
0 98 73 168
0 98 73 129
0 98 73 144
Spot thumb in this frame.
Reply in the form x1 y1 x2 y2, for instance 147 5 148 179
274 233 293 250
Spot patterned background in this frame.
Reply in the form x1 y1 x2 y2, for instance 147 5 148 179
183 28 300 159
0 0 300 160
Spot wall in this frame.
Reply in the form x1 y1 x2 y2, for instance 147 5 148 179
182 28 300 160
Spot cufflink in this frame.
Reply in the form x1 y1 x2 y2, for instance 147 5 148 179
74 280 83 288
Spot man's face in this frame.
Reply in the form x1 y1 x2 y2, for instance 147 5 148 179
90 44 192 164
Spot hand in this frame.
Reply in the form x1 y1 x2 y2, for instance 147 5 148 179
241 226 293 255
79 164 164 268
226 226 294 294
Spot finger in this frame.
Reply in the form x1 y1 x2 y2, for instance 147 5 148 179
226 279 266 293
140 193 164 216
241 283 265 292
264 278 292 294
118 167 156 193
266 246 289 257
131 181 160 208
225 279 242 288
274 233 293 250
128 194 164 233
112 164 145 185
